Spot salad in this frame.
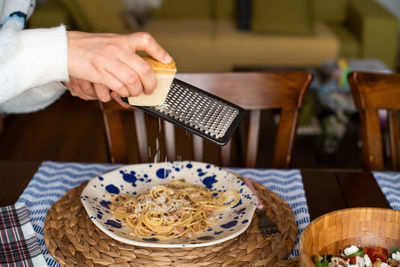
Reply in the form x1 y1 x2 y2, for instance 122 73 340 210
313 245 400 267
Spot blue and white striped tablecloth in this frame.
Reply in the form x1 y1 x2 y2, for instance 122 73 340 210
373 171 400 210
17 161 310 266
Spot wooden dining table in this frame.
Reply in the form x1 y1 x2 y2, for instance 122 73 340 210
0 160 391 221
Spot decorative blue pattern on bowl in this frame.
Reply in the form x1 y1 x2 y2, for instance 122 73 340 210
81 161 257 248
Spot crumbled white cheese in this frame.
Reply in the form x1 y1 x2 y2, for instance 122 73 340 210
380 262 389 267
364 254 372 267
329 257 347 266
392 251 400 261
344 245 360 256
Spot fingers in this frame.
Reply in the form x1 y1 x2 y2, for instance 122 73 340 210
126 32 172 64
110 91 133 109
97 70 130 98
102 55 146 97
67 31 172 99
94 83 111 102
117 52 157 95
98 43 157 96
66 78 96 100
66 77 112 102
77 79 97 99
67 31 130 98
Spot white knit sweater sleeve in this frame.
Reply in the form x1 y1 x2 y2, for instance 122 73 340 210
0 25 69 113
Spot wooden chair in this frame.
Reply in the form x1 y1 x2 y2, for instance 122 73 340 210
348 71 400 171
100 72 312 168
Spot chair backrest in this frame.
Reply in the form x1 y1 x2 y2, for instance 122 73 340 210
348 71 400 171
100 72 312 168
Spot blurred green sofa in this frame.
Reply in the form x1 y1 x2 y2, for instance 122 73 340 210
29 0 128 33
29 0 398 72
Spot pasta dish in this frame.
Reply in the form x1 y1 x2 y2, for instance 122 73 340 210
110 179 240 240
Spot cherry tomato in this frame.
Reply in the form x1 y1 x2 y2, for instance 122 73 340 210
363 246 388 263
341 256 357 264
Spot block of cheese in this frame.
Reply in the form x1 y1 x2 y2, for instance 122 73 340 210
127 56 176 106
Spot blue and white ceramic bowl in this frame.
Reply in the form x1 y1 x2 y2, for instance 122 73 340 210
81 161 257 248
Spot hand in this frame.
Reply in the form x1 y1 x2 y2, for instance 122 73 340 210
64 77 112 102
67 31 172 98
65 78 135 110
110 91 132 109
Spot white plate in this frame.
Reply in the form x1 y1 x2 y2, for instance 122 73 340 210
80 161 257 248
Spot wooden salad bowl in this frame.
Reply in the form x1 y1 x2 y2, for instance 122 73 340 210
299 207 400 267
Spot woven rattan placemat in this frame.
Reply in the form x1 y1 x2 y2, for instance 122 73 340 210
44 178 298 267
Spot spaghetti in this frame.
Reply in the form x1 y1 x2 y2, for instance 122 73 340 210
110 179 240 240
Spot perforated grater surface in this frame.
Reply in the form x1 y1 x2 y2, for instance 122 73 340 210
123 78 245 146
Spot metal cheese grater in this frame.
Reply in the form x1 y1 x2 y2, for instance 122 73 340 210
123 78 245 146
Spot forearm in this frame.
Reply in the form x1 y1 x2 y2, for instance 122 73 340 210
0 25 69 104
0 82 66 114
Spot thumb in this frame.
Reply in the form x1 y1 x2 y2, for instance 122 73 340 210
127 32 172 64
